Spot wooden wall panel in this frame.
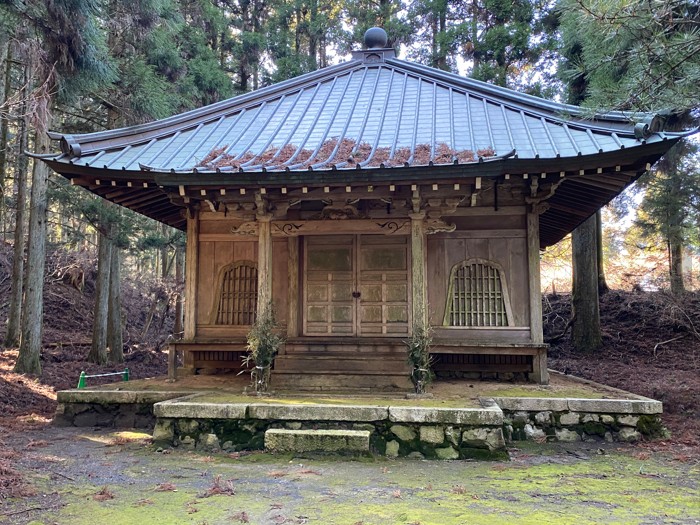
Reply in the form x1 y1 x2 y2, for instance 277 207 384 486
426 211 530 340
272 238 289 327
196 234 257 326
506 238 529 326
197 241 215 325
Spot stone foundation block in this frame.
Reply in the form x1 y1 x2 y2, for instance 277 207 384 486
535 411 552 425
618 415 639 427
385 440 400 457
462 428 505 451
420 426 445 445
250 404 387 422
155 401 247 419
555 428 581 442
389 406 502 425
202 433 221 452
435 446 459 460
265 429 370 454
390 424 416 442
559 412 580 426
617 428 641 442
152 419 174 443
524 424 546 440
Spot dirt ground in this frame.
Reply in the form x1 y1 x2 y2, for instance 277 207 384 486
1 244 699 522
0 426 698 525
545 290 700 450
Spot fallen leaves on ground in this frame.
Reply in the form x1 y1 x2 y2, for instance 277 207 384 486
154 482 177 492
198 475 235 498
93 486 115 501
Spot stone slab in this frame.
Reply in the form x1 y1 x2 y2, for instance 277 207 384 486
566 398 662 415
57 390 191 405
388 406 502 425
488 397 569 412
248 403 387 421
153 401 247 419
489 396 661 415
264 429 370 453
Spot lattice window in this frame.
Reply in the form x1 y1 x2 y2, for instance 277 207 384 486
213 261 258 325
443 259 513 327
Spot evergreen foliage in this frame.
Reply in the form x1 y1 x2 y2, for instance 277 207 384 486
558 0 700 114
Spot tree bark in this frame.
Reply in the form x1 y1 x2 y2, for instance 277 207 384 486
88 231 112 364
107 241 123 363
595 210 609 295
4 85 30 348
669 239 685 295
572 214 602 353
0 42 12 242
160 222 168 278
14 128 51 375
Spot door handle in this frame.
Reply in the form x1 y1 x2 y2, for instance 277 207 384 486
352 291 361 299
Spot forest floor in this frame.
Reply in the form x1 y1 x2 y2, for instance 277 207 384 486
0 243 699 520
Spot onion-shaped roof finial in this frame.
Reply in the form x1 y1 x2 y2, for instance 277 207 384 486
364 27 388 49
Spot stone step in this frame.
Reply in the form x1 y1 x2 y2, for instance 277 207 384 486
264 429 370 454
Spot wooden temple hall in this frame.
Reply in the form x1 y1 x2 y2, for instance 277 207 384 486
41 28 683 390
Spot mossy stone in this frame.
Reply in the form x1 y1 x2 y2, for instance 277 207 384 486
390 424 416 442
460 446 509 461
435 446 459 460
581 421 607 437
420 425 445 445
385 440 400 457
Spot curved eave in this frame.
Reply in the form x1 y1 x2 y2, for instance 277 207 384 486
45 136 679 245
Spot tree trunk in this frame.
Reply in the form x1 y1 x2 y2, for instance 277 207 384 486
4 85 30 348
571 214 602 353
160 222 168 278
14 128 51 375
669 239 685 295
595 210 609 295
88 231 112 364
0 42 12 242
107 241 123 363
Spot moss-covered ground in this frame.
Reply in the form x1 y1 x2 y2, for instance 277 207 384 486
1 427 697 525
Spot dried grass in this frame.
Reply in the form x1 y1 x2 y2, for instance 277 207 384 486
196 139 497 170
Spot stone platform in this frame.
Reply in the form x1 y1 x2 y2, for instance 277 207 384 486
54 372 665 460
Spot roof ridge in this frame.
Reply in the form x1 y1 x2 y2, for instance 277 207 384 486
385 58 658 133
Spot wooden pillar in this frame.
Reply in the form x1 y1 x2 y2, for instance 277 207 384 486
527 206 548 384
257 214 273 318
183 210 199 371
410 211 427 328
287 237 299 338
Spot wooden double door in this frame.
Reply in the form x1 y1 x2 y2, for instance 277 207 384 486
303 235 411 336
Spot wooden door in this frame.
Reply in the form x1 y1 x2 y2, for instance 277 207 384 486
304 236 355 335
303 235 410 336
357 235 410 336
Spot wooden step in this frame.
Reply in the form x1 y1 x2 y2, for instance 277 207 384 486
284 343 406 355
275 356 410 374
271 372 412 392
